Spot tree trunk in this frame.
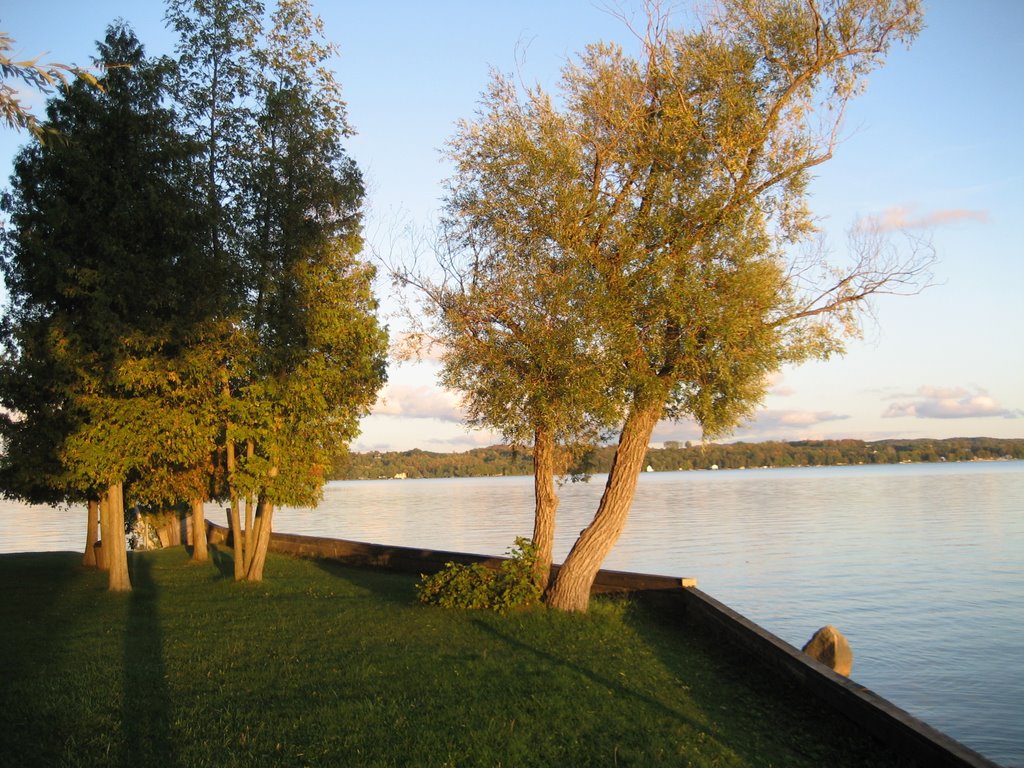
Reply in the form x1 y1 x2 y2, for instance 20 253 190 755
532 426 559 593
245 497 274 582
104 482 132 592
243 439 255 573
191 497 208 562
82 498 99 567
228 500 243 581
225 436 245 581
545 401 662 612
243 494 254 572
96 495 110 572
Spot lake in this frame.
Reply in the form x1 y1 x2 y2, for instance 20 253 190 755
3 461 1022 766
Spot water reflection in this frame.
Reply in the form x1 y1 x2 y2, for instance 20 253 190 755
0 500 84 555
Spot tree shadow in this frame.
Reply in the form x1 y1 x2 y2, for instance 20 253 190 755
0 552 97 764
310 557 420 607
207 544 235 579
123 553 178 767
470 615 711 738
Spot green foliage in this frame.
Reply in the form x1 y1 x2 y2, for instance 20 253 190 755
0 23 212 504
417 537 542 612
407 1 930 608
331 444 534 480
416 561 496 610
647 437 1024 471
2 6 387 584
168 0 387 524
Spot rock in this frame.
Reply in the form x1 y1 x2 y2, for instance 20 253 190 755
801 625 853 676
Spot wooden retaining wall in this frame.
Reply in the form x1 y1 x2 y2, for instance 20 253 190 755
667 588 1001 768
203 520 1002 768
205 520 686 593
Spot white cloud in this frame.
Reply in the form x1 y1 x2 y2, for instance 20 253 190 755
882 385 1020 420
371 384 464 422
723 409 853 443
856 205 989 232
766 372 796 397
747 410 850 431
915 385 972 400
652 409 850 444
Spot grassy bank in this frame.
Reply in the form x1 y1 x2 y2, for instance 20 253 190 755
0 548 910 767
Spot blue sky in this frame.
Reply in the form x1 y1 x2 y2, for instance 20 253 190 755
2 1 1021 452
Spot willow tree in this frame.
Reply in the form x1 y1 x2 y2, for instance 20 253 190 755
436 0 933 611
1 30 103 142
397 106 628 590
0 24 211 590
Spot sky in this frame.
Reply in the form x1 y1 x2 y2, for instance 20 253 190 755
1 0 1022 453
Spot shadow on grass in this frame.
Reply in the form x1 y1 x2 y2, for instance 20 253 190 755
311 557 419 607
124 553 178 767
208 544 236 579
0 551 82 631
0 552 92 760
470 615 714 739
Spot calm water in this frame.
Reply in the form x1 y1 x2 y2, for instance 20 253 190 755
3 461 1022 766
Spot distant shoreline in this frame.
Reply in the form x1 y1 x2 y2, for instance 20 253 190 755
333 436 1024 481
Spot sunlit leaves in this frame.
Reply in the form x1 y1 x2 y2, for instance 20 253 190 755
430 1 928 610
0 30 105 143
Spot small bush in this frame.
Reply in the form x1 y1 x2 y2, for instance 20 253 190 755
416 537 542 612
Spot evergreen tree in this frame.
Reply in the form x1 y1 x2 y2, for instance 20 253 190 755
0 23 210 590
230 0 386 581
167 0 387 581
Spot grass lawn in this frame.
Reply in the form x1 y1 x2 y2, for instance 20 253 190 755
0 547 911 767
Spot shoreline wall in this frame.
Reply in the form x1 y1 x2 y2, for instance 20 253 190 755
203 520 1000 768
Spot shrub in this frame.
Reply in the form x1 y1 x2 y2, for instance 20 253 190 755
416 537 542 612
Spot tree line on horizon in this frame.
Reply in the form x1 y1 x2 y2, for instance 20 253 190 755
332 437 1024 480
2 0 936 612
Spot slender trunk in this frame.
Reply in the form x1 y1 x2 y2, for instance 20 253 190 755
243 439 255 573
532 426 559 593
228 500 244 582
545 401 662 612
245 497 274 582
248 499 264 561
97 494 110 572
224 389 244 580
191 497 208 562
105 482 131 592
243 494 254 571
82 498 99 567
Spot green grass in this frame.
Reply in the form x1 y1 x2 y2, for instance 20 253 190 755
0 548 911 767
